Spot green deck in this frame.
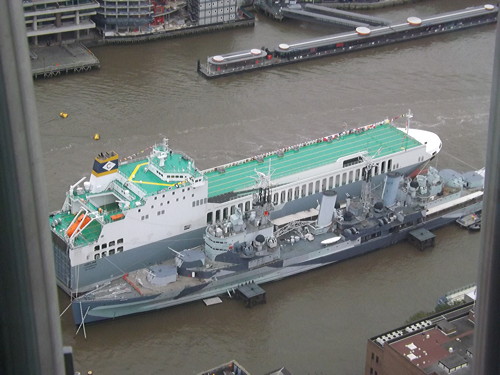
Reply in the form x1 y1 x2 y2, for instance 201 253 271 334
204 123 421 198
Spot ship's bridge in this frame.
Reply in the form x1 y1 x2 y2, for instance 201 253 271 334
118 139 204 196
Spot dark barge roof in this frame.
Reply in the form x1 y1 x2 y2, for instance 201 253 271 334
199 4 497 75
278 4 497 51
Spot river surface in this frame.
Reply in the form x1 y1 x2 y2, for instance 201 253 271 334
34 0 495 373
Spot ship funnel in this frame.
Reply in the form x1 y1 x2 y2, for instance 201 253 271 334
317 190 337 228
383 172 403 207
89 151 119 193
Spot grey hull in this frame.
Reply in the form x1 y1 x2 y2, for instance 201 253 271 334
72 197 480 325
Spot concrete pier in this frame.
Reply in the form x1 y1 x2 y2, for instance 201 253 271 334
237 283 266 307
30 42 100 79
408 228 436 251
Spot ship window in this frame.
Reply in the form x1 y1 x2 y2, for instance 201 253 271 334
335 175 340 187
355 169 360 181
308 182 313 195
192 202 195 207
301 185 306 197
294 187 300 199
315 181 320 193
182 189 185 192
184 224 191 230
141 216 144 220
172 192 175 195
151 205 154 209
273 193 279 205
388 159 392 171
94 245 100 251
280 191 286 203
118 238 123 244
342 173 347 185
245 201 250 211
157 211 161 215
154 196 157 200
117 246 123 252
167 201 170 204
160 202 163 206
162 194 165 198
101 251 107 257
215 210 220 222
342 156 363 168
109 249 115 255
204 198 208 204
381 161 386 173
223 208 228 219
322 178 327 190
162 210 165 214
348 171 353 183
230 206 235 214
183 196 185 200
94 254 100 260
287 189 292 201
109 241 115 246
138 209 141 212
102 243 107 249
176 198 179 202
192 194 194 197
207 212 213 224
328 176 334 189
146 215 149 219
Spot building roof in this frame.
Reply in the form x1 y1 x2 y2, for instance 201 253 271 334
370 302 475 374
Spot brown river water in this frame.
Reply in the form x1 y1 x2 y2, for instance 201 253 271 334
33 0 494 373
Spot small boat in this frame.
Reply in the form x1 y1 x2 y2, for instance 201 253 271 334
456 212 481 229
468 222 481 231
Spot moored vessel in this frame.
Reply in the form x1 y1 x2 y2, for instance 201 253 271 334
71 164 484 324
50 111 441 296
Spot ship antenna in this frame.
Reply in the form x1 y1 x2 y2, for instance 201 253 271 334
405 109 413 135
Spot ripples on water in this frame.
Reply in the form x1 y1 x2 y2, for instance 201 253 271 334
36 0 493 373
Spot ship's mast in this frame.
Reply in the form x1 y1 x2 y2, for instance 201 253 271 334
405 109 413 135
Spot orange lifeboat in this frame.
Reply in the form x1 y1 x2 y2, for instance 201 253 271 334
110 213 125 221
66 214 91 237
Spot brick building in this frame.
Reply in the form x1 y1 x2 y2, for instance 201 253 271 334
365 302 475 375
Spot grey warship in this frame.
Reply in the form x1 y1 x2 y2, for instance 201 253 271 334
72 163 484 325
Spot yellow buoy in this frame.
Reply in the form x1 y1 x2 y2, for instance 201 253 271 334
93 133 100 141
59 112 68 118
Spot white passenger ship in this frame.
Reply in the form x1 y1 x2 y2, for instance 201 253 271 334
50 111 441 295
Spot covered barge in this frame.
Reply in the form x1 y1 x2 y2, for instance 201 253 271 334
198 4 497 78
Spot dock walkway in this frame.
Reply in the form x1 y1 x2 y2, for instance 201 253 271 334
304 4 391 26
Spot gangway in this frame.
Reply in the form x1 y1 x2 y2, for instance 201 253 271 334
304 4 391 26
281 7 369 28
